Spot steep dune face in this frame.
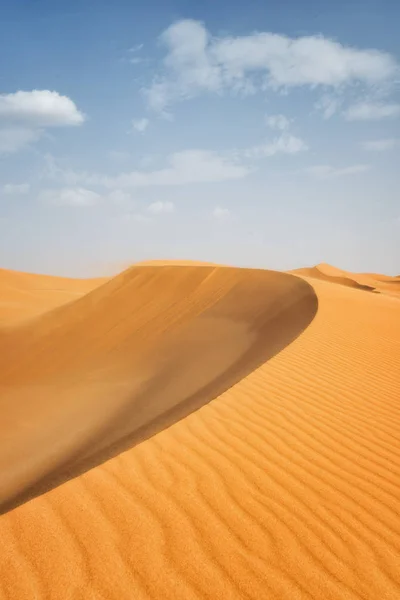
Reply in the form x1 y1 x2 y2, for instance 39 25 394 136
0 265 317 513
0 266 399 599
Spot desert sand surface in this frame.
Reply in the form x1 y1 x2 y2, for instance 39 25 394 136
1 261 400 599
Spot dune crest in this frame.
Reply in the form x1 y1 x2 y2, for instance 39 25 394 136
0 264 317 513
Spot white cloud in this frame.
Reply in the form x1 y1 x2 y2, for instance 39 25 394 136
2 183 30 195
304 164 369 179
0 90 85 126
39 187 100 207
213 206 230 218
147 200 175 214
244 133 308 159
265 114 290 130
132 118 149 133
143 19 398 112
92 149 251 188
129 44 144 53
344 102 400 121
0 127 41 154
362 139 399 151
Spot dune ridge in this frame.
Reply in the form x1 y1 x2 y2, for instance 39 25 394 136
0 264 317 513
1 261 400 599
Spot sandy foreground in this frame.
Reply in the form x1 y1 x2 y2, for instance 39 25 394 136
0 261 399 599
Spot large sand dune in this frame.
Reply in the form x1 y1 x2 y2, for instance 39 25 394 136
1 261 400 599
0 265 317 512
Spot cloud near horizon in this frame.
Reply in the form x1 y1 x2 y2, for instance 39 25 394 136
39 187 101 207
362 138 399 151
79 149 252 188
304 164 370 179
344 102 400 121
2 182 30 194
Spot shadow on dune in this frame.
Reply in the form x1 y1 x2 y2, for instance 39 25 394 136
0 266 318 515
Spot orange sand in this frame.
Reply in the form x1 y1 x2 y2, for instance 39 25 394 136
0 261 399 599
0 268 107 325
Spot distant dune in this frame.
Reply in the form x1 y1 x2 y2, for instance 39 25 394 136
291 262 400 296
0 267 107 325
0 260 399 599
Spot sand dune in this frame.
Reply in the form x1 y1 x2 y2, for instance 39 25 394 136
1 261 400 599
290 263 377 292
0 268 106 325
291 263 400 298
0 264 317 512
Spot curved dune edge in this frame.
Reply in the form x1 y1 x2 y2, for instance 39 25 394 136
0 264 317 513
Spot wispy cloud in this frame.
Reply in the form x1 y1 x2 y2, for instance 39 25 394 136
265 114 291 131
362 139 399 151
304 164 370 179
2 183 30 195
129 44 143 53
244 133 308 159
39 187 100 207
344 102 400 121
42 136 307 192
132 117 149 133
315 94 342 119
86 149 251 188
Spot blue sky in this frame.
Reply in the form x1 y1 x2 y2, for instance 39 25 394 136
0 0 399 276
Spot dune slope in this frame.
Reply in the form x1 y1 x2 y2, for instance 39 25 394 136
1 263 400 600
0 267 107 325
0 264 317 513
